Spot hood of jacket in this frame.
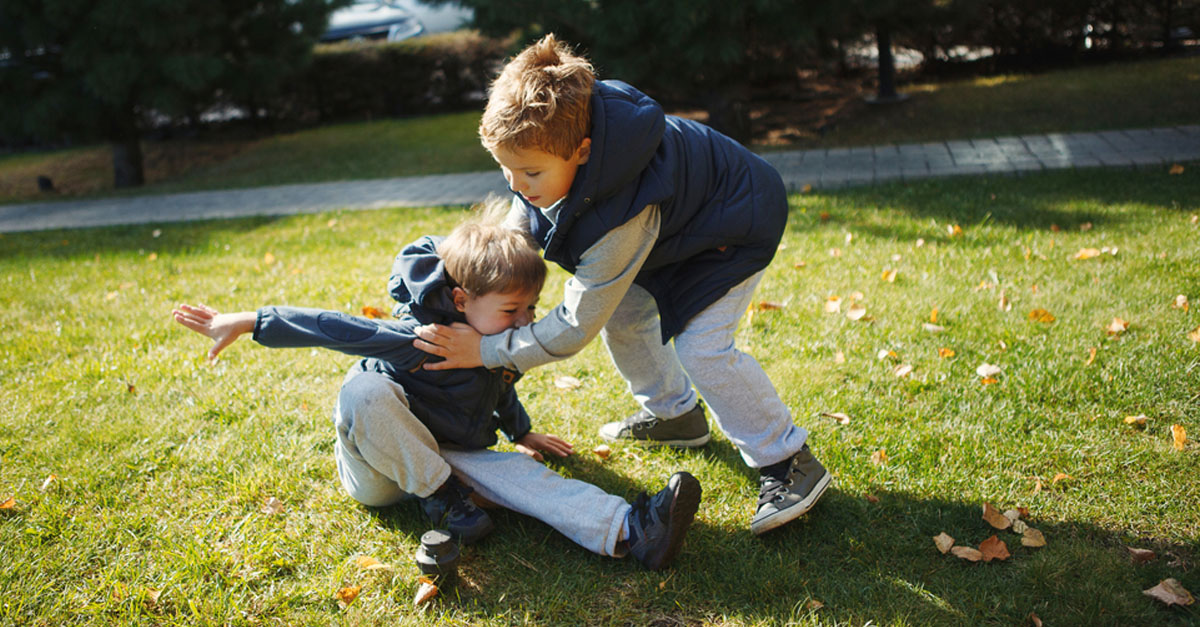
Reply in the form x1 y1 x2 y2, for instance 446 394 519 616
386 235 467 325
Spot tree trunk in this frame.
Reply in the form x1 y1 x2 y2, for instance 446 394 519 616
111 134 145 188
875 25 898 101
705 79 751 145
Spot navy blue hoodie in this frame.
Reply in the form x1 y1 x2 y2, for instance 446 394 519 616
252 235 531 448
514 80 788 341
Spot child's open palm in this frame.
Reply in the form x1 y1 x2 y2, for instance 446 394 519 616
172 304 256 360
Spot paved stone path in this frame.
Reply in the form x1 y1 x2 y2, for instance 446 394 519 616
2 125 1198 233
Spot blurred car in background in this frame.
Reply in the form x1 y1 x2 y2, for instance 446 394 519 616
321 0 472 43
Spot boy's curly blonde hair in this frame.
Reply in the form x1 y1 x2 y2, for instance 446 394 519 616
438 197 546 298
479 34 594 160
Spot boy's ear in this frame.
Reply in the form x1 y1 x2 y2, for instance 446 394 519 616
451 287 469 312
575 138 591 164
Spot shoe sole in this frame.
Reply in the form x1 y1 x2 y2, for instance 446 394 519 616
750 469 832 536
599 431 712 449
643 472 702 570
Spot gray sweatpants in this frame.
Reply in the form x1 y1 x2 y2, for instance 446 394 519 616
601 270 809 468
331 369 630 556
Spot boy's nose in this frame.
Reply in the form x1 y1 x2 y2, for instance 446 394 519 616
515 309 533 327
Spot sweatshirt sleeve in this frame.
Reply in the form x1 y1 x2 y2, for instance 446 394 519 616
253 306 427 371
479 205 661 373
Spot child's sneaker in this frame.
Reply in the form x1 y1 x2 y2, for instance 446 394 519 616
418 475 494 545
626 472 702 570
598 403 711 448
750 444 831 535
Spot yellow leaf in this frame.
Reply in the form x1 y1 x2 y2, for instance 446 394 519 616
979 535 1011 562
820 412 851 425
794 261 807 269
998 292 1011 312
147 252 158 262
263 252 276 265
1051 472 1070 485
361 306 387 319
1106 317 1129 335
1085 347 1097 366
0 496 14 509
937 348 955 359
1169 163 1185 175
1073 248 1101 260
356 556 382 569
757 301 784 311
802 184 814 194
592 444 612 459
933 532 955 554
982 503 1011 530
948 224 963 237
950 546 983 562
1172 294 1189 311
845 303 867 321
413 579 439 606
1189 325 1200 343
881 269 897 283
335 585 361 608
1172 424 1187 451
870 449 888 465
1143 578 1194 606
833 351 846 364
824 296 842 313
1028 308 1056 323
1021 528 1047 548
980 377 999 385
1124 415 1148 427
930 307 938 323
40 474 58 491
829 247 842 257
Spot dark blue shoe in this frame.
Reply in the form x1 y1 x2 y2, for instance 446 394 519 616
418 475 494 545
626 472 701 570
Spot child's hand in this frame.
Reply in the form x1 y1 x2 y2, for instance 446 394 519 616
172 304 256 361
515 432 574 462
413 323 484 369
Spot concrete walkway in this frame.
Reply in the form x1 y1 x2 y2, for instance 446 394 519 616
2 125 1198 233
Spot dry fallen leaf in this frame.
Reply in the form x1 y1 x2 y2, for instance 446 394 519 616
592 444 613 459
1172 294 1190 311
1143 578 1194 606
1021 528 1047 548
948 224 963 237
336 585 362 608
930 307 938 323
933 532 955 554
998 291 1012 312
554 375 582 390
893 364 913 378
413 577 439 606
361 306 386 319
976 363 1003 378
834 351 846 364
1169 163 1185 175
1124 415 1148 427
1028 308 1056 323
1127 547 1156 564
263 252 276 265
923 323 945 333
982 503 1012 530
1051 472 1071 485
1029 611 1043 627
916 238 926 247
846 303 867 321
1003 509 1022 524
0 496 14 510
950 546 983 562
870 449 888 465
806 599 825 611
261 497 284 515
1012 519 1028 534
1106 317 1129 336
1085 347 1097 366
881 269 898 283
1073 248 1101 260
980 377 999 385
1189 325 1200 343
878 349 898 361
865 494 880 503
825 296 842 313
979 535 1011 562
794 261 807 269
820 412 851 425
356 556 382 569
40 474 58 492
757 301 784 311
1172 424 1187 451
938 348 956 359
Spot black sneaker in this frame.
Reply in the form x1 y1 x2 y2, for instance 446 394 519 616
626 472 702 570
599 402 711 448
418 475 494 545
750 444 831 535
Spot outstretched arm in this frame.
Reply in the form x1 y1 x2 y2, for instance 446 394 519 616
172 304 256 360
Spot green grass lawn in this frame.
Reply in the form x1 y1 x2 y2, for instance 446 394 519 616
2 55 1198 205
2 165 1199 625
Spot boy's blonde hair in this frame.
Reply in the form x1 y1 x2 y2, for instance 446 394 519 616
438 198 546 297
479 34 594 159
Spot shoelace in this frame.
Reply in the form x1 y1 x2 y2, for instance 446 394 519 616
757 459 797 506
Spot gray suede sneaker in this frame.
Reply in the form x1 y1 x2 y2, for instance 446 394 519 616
626 471 702 570
598 402 711 448
750 444 831 535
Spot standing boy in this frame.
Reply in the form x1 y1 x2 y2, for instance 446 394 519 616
412 35 830 535
173 212 701 570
